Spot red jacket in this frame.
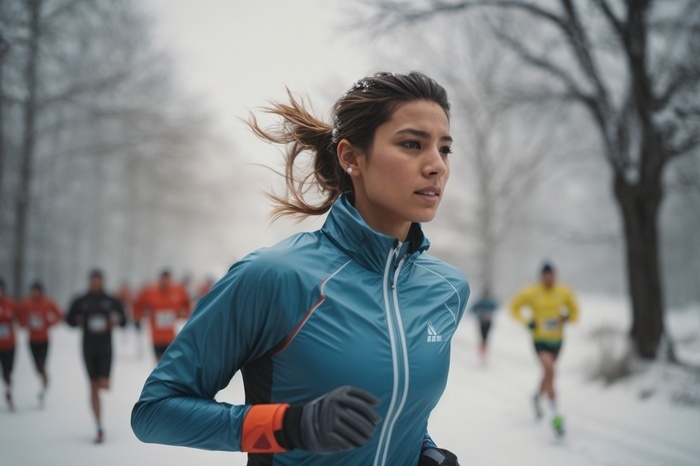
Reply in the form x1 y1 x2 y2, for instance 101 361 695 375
0 297 18 351
18 296 63 343
134 284 190 345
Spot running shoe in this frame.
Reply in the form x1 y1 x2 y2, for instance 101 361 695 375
5 392 14 412
532 394 543 420
38 389 45 409
552 415 565 437
95 427 104 444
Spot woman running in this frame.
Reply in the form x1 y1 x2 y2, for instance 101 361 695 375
131 71 469 466
17 281 63 407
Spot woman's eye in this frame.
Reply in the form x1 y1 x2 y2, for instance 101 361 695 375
440 146 453 156
403 140 421 149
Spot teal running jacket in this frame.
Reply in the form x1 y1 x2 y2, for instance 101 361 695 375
131 194 470 465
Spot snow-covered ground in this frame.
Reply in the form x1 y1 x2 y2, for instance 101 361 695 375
1 294 699 466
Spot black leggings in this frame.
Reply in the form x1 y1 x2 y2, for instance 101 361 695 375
30 342 49 371
479 321 492 344
0 349 15 385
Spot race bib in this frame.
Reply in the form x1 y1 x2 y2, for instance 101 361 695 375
544 318 560 331
88 314 108 333
29 314 44 330
0 323 10 339
155 310 176 328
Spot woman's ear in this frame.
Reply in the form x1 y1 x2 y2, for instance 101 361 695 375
337 139 359 175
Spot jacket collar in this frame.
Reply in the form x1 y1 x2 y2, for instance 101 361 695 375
321 193 430 272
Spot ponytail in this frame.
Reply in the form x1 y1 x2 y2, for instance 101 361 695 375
247 89 351 220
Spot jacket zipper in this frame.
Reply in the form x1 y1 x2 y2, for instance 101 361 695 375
374 244 408 466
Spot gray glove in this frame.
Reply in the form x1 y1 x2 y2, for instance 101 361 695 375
278 385 381 453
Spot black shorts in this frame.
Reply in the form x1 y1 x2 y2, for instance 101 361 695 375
153 343 170 359
479 321 492 343
30 342 49 369
0 349 15 379
83 346 113 380
534 341 562 357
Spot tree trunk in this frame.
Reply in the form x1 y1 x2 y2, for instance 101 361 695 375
614 174 664 359
13 0 41 298
0 59 5 208
0 33 9 207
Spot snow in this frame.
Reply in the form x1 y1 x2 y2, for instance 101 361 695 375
1 294 699 465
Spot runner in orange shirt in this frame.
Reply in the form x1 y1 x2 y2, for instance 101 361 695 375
0 278 19 411
17 281 63 406
133 270 190 362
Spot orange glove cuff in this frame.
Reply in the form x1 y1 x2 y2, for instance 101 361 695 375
241 403 289 453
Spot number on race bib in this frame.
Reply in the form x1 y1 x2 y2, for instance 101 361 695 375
0 323 10 339
155 310 176 328
88 314 108 333
29 314 44 330
544 319 560 330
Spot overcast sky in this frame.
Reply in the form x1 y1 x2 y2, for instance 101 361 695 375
144 0 379 151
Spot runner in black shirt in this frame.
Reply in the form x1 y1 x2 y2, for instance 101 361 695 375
66 269 127 443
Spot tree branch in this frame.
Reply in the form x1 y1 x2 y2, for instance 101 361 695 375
592 0 625 39
37 70 133 110
485 20 591 105
655 64 699 111
359 0 570 32
668 133 700 159
559 0 611 109
41 0 90 24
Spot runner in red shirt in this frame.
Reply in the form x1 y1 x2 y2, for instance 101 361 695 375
17 281 63 406
0 278 18 411
133 270 190 362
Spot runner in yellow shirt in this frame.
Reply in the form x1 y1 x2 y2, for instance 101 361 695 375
510 262 579 436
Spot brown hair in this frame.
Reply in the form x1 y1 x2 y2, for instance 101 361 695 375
247 71 451 220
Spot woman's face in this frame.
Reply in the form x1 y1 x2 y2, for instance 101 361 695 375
348 99 451 241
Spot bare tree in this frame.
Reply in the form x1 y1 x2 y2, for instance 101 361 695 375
0 0 225 301
439 27 556 295
357 0 700 359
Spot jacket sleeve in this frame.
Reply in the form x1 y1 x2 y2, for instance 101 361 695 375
564 287 580 323
65 297 81 327
509 289 529 325
113 297 128 328
131 254 295 451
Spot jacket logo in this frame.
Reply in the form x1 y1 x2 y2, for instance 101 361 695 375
427 322 442 343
